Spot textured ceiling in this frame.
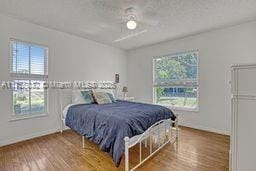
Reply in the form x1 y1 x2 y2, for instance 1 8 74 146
1 0 256 50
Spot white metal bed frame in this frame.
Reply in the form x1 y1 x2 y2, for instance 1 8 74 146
59 87 179 171
123 116 178 171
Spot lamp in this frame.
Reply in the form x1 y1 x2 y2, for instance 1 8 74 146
122 86 128 99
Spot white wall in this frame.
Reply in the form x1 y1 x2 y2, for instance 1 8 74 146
0 15 127 146
127 21 256 135
1 14 256 146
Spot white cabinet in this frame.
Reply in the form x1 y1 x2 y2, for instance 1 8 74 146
231 64 256 171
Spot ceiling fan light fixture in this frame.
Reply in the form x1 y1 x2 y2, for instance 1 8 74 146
126 20 137 30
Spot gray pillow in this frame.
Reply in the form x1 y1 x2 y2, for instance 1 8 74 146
93 92 112 104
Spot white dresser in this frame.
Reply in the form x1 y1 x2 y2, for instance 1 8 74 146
231 64 256 171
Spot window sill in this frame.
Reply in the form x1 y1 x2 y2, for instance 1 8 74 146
10 113 49 122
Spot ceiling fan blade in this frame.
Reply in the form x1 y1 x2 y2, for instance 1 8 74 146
114 30 147 42
141 18 159 26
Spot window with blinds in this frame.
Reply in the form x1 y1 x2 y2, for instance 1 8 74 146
10 40 48 115
153 51 199 110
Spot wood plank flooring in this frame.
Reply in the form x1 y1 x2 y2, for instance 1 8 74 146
0 126 230 171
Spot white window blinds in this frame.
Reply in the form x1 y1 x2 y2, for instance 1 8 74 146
11 40 47 77
154 51 199 87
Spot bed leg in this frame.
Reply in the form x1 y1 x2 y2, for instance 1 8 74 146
175 114 179 152
145 137 147 148
124 137 130 171
59 89 64 134
157 126 160 147
60 120 63 133
82 136 85 149
175 114 179 141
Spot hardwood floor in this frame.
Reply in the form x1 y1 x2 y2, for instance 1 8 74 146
0 126 230 171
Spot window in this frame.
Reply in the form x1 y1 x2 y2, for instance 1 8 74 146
10 40 48 116
153 51 199 110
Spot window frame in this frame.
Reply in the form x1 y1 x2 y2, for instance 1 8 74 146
9 38 49 118
153 50 199 112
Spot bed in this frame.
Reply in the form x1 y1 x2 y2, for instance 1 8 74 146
59 88 178 171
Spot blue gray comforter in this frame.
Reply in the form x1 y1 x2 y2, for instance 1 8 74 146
65 100 175 167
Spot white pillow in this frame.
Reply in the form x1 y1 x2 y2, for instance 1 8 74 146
72 90 86 104
94 89 117 102
93 91 112 104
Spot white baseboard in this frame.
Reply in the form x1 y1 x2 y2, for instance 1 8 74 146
179 122 230 136
0 123 229 147
0 128 59 147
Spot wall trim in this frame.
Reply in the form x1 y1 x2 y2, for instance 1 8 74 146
0 123 229 148
0 14 120 51
130 18 256 51
179 122 230 136
0 128 59 147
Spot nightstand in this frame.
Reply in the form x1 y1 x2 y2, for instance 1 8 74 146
118 97 135 101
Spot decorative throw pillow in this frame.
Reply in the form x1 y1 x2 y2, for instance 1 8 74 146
94 89 117 102
107 93 116 102
81 90 94 104
93 91 112 104
72 90 94 104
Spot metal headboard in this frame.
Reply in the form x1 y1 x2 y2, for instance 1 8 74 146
58 81 117 132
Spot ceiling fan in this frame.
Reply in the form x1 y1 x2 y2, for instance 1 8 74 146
114 7 159 42
125 7 138 30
